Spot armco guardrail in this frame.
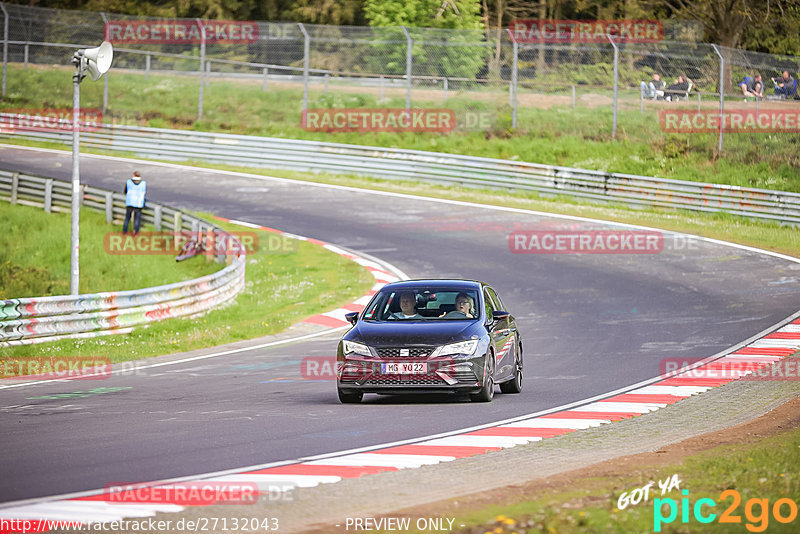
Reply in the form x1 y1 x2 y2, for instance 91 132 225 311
0 168 246 346
3 118 800 225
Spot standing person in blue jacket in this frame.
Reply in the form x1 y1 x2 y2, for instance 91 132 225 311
123 170 146 235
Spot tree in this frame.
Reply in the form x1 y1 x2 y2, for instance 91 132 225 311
363 0 487 79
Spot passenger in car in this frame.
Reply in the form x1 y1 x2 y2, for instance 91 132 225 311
390 291 423 319
440 292 475 319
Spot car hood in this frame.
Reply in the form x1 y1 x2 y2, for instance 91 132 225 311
348 320 479 347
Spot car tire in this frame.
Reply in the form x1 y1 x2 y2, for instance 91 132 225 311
338 389 363 404
471 352 495 403
500 344 523 394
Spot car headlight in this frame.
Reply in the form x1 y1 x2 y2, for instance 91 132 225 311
432 340 479 358
342 340 371 357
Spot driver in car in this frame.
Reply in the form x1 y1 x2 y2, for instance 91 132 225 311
439 292 475 319
390 291 423 319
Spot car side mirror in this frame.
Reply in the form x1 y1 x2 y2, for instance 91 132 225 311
492 310 510 321
344 311 359 326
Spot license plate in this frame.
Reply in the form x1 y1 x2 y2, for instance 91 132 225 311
381 362 427 374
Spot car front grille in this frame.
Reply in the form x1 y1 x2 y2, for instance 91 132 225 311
366 374 445 386
375 347 432 358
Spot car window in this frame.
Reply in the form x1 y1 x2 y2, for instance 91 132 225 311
486 287 504 311
483 288 496 319
363 288 480 321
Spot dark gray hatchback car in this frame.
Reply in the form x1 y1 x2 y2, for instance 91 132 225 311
336 279 523 403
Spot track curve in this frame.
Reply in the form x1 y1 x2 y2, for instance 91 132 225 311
1 145 799 504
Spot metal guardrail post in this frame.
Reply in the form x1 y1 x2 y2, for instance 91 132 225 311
262 67 267 92
44 178 52 213
711 45 724 154
10 171 17 203
298 23 309 114
443 77 447 101
401 26 412 110
196 19 205 121
1 2 8 98
23 43 27 68
323 72 329 94
608 34 618 139
511 38 518 128
173 211 181 248
153 204 162 230
104 191 113 222
145 53 150 80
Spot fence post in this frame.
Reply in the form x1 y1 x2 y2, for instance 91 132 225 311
262 67 268 92
1 2 8 98
44 178 52 213
443 77 448 101
511 37 518 128
100 13 109 115
697 92 701 112
153 204 162 231
23 43 28 68
711 44 724 153
401 26 412 110
10 171 17 204
145 53 150 80
104 191 113 223
379 75 384 100
608 34 618 139
173 211 181 249
196 19 206 120
297 23 309 114
323 72 329 94
206 60 211 86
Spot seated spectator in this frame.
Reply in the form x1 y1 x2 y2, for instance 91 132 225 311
640 73 666 100
771 71 798 98
664 75 691 101
739 74 764 99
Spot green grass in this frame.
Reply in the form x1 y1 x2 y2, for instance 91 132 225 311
0 201 219 298
1 203 374 362
2 64 799 191
445 416 800 533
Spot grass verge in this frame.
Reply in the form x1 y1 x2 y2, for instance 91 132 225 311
1 204 374 362
2 64 798 191
0 201 219 298
447 420 800 533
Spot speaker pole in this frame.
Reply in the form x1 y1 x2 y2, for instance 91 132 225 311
70 50 83 295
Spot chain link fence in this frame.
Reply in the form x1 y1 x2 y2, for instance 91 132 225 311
1 3 799 150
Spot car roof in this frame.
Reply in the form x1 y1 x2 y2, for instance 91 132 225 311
380 279 484 290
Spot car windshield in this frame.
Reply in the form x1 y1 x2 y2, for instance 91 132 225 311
363 288 480 321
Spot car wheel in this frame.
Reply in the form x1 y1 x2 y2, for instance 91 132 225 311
338 388 363 404
471 352 495 403
500 343 523 394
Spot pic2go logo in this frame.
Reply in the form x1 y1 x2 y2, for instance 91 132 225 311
654 489 798 532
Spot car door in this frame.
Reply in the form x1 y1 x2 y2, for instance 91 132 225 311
483 286 513 380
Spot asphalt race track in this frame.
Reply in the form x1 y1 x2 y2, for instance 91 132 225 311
1 146 799 504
